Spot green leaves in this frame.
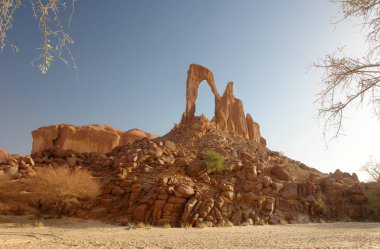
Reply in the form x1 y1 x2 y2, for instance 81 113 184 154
203 150 226 172
0 0 77 74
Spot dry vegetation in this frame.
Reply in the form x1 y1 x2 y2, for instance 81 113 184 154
316 0 380 141
0 166 100 216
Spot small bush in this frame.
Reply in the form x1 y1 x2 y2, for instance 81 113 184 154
0 166 100 216
365 188 380 221
25 166 100 213
203 150 225 172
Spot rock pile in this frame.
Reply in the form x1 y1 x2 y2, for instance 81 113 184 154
0 153 36 178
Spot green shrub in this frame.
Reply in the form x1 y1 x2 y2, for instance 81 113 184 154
203 150 225 172
365 189 380 221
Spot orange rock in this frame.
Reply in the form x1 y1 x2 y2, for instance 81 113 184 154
180 64 265 146
185 160 205 177
271 165 291 181
181 64 220 123
175 184 195 198
0 148 11 163
281 186 298 200
246 114 263 144
133 204 149 222
31 124 156 153
216 82 248 138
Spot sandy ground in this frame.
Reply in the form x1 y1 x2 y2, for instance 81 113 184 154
0 216 379 249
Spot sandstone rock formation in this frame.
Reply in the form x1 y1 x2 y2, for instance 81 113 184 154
0 64 371 227
2 116 365 226
0 148 11 163
182 64 220 121
32 124 156 154
181 64 265 146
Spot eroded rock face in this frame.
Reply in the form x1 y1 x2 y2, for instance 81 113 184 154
0 148 11 163
180 64 265 146
215 82 248 138
182 64 220 123
32 124 156 153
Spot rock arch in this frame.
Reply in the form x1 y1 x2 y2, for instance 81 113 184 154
182 64 221 122
181 64 266 146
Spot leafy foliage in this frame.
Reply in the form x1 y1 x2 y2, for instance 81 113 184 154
0 0 76 74
203 150 225 172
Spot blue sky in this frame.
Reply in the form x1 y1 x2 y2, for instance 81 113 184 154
0 1 378 180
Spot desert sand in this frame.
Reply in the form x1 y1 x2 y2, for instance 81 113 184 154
0 216 379 249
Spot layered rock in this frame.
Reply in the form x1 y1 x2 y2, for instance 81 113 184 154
32 124 156 154
180 64 265 146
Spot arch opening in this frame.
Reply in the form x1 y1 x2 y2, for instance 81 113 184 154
194 80 215 121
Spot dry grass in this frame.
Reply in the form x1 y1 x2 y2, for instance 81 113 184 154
0 166 100 216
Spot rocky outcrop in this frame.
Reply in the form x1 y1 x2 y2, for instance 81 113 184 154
32 124 156 154
215 82 248 138
180 64 265 146
11 117 365 226
182 64 220 123
0 148 11 163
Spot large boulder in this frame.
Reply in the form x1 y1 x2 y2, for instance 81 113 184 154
281 186 299 200
0 148 11 163
32 124 156 153
186 160 205 177
271 165 291 181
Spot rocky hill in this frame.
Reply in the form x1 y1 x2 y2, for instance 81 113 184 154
0 64 367 226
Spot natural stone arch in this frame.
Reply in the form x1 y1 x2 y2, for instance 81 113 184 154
180 63 266 146
183 64 221 122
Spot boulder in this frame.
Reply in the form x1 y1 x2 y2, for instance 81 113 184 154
282 186 298 200
271 182 284 191
0 148 11 163
23 156 35 166
271 165 291 181
262 176 273 188
186 160 205 177
175 184 195 198
133 204 149 222
164 140 177 152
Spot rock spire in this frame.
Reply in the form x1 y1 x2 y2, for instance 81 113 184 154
181 64 266 145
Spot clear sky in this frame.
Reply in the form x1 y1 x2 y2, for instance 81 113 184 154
0 1 378 181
